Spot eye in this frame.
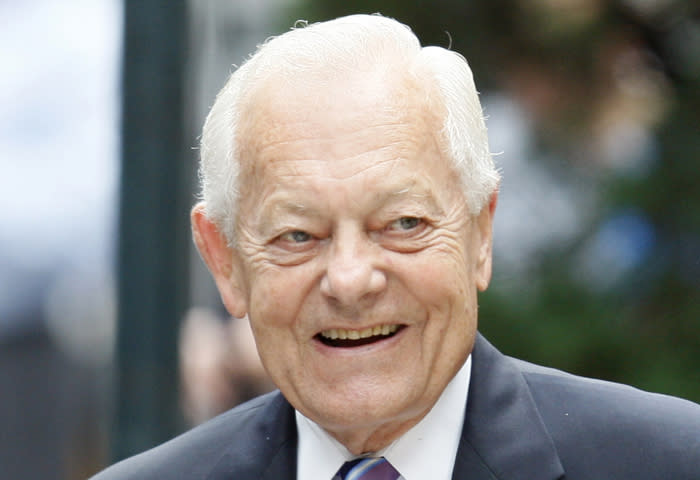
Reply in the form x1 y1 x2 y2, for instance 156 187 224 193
279 230 312 243
388 216 422 231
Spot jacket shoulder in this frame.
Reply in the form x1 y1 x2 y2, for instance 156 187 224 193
91 391 295 480
513 358 700 479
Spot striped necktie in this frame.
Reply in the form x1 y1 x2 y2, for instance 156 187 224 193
336 457 401 480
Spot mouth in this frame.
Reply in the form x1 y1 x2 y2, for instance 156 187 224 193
315 324 404 348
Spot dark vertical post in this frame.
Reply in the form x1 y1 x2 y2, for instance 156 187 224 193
115 0 190 460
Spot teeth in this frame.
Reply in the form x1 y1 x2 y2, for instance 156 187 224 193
325 329 338 339
320 325 399 340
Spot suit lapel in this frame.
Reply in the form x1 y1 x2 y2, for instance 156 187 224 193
258 401 297 480
452 335 565 480
206 393 298 480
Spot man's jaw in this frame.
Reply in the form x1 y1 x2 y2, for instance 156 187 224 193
315 324 404 348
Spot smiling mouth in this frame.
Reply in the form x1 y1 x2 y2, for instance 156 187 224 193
316 325 403 348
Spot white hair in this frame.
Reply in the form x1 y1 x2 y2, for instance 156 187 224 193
199 14 499 243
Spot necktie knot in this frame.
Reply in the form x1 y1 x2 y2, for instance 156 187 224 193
335 457 401 480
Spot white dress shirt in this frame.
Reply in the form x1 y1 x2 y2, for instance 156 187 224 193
296 355 471 479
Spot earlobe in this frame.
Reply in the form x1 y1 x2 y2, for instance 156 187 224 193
191 203 248 318
475 192 497 292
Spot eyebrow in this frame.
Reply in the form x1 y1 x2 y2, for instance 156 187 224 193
270 200 311 215
381 183 444 216
255 199 323 236
256 181 445 230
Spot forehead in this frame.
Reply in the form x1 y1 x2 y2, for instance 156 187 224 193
246 69 441 159
235 68 458 206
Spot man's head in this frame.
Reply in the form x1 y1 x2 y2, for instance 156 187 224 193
192 14 499 454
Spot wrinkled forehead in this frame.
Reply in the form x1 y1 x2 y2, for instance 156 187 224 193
236 64 445 175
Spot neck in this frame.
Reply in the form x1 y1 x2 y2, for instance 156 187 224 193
327 408 431 455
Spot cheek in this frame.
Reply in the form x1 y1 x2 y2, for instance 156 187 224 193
401 248 471 308
248 279 292 327
246 264 317 326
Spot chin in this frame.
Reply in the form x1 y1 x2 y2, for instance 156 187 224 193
304 386 428 435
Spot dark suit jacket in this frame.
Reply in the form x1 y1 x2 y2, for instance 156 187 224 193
92 334 700 479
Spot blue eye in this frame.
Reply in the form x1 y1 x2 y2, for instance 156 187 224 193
390 217 421 230
281 230 312 243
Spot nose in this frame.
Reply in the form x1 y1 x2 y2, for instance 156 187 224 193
320 227 386 307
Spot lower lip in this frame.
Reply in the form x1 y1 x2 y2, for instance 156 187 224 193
313 326 407 356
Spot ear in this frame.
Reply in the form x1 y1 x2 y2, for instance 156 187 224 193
474 191 498 292
191 203 248 318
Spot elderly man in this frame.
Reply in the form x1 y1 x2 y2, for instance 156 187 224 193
94 14 700 480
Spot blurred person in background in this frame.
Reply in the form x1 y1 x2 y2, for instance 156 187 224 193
93 14 700 480
179 307 274 426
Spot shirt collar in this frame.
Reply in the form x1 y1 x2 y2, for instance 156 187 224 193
296 355 471 479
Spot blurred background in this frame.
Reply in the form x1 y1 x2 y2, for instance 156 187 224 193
1 0 698 478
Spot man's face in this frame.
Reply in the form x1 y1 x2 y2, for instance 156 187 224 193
197 69 495 453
